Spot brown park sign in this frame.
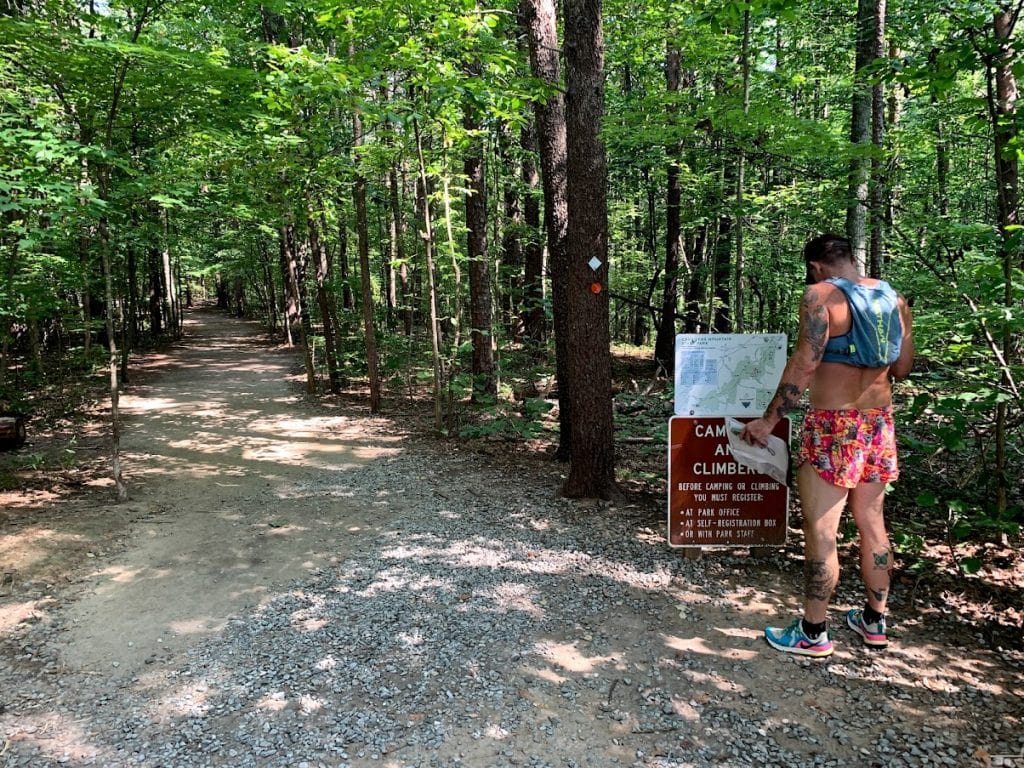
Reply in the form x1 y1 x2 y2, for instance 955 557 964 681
667 416 790 547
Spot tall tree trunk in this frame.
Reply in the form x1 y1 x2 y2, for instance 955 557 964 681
98 174 127 502
310 211 341 394
521 122 545 344
713 161 733 333
282 223 315 393
353 106 382 412
414 116 444 429
464 96 496 398
654 44 683 371
846 0 875 272
562 0 615 498
682 224 707 333
992 7 1018 515
389 164 413 337
934 93 950 218
734 5 751 331
521 0 572 462
868 0 887 278
500 125 524 342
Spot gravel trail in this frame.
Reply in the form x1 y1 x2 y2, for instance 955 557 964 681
1 309 1020 768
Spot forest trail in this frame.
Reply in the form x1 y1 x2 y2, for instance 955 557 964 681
59 309 397 675
0 309 1021 768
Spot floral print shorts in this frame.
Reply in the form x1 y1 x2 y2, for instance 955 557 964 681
798 407 899 488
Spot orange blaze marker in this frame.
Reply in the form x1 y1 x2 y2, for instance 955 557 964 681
590 282 602 294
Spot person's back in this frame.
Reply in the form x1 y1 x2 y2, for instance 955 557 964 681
808 275 911 412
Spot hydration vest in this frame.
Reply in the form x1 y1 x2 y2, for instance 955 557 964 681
821 276 902 368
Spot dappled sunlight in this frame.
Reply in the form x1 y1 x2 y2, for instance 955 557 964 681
523 665 568 685
0 526 87 572
380 535 675 592
153 678 223 720
3 713 102 764
256 691 289 712
0 596 57 633
92 564 175 585
0 488 63 510
474 582 543 617
662 633 760 661
357 566 453 598
168 616 230 635
533 639 617 673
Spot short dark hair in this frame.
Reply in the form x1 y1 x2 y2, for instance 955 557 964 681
804 233 853 265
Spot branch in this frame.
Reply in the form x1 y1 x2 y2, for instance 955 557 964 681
960 292 1022 401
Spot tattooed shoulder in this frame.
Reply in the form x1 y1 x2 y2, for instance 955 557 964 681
801 287 829 359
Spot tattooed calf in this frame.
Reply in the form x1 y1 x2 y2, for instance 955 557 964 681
804 559 835 602
872 550 891 569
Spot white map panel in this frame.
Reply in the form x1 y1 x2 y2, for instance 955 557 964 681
674 334 787 417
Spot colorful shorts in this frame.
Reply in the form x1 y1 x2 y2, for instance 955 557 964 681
798 407 899 488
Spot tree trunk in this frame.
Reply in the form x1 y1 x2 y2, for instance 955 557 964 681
353 107 382 413
521 0 572 461
389 164 413 337
868 0 887 278
464 99 497 398
310 211 341 394
654 45 683 371
734 6 751 332
846 0 875 272
414 116 444 430
521 122 545 343
98 174 127 502
992 7 1018 515
338 209 354 311
562 0 615 498
713 161 733 333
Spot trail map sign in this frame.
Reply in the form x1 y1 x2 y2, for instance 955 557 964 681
668 333 790 548
667 417 790 547
674 333 786 417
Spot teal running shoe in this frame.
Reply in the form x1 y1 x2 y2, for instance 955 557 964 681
764 618 834 657
847 608 888 647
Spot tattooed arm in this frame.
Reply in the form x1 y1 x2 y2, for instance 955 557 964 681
740 284 830 447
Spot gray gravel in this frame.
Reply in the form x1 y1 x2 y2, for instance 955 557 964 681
2 433 1022 768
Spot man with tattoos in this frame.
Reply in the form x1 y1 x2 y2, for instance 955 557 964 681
740 233 914 657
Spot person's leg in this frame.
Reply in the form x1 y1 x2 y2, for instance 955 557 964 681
848 481 890 613
797 462 849 623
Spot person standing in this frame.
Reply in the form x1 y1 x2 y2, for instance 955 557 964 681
740 233 914 657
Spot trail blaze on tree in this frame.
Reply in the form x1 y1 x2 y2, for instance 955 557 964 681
0 0 1018 519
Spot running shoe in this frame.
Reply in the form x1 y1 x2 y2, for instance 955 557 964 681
847 607 888 647
764 618 834 657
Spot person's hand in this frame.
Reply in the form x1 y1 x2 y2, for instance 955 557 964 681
739 417 774 448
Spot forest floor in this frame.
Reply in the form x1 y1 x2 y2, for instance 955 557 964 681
0 307 1021 768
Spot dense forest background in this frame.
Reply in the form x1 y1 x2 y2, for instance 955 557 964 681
0 1 1020 562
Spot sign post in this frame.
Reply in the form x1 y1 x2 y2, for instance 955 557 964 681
667 333 790 549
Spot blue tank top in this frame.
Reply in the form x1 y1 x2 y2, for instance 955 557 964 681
821 277 902 367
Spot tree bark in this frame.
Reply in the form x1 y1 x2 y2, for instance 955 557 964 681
992 7 1018 515
464 96 497 398
868 0 887 278
562 0 615 498
846 0 875 272
654 45 682 371
310 211 341 394
521 123 545 343
521 0 572 462
353 107 382 413
414 116 444 430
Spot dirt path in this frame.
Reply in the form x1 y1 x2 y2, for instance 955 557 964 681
1 309 1021 768
56 311 401 677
